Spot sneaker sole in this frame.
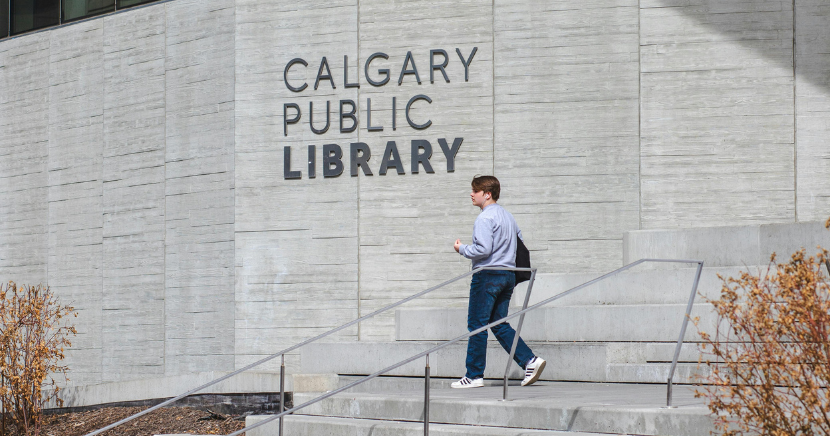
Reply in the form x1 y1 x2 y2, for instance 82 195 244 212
521 360 546 386
451 380 485 389
451 383 484 389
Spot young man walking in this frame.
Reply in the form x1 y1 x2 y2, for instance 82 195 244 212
452 175 546 388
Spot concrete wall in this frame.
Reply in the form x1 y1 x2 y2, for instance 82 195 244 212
0 0 827 385
0 1 237 386
640 0 796 228
796 0 830 221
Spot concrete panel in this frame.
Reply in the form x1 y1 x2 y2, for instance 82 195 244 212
234 0 360 373
624 221 830 266
47 371 288 409
355 0 495 343
48 21 105 387
395 304 715 342
165 0 236 375
795 0 830 221
512 266 753 307
605 363 707 385
0 34 50 286
101 5 167 382
625 225 761 266
494 0 641 274
759 221 830 260
640 0 796 229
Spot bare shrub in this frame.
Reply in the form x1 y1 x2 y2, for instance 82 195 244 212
0 282 76 436
697 248 830 436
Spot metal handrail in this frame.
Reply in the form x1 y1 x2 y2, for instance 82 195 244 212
82 265 536 436
226 258 704 436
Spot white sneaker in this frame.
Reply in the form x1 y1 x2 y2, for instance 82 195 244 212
451 377 484 389
521 357 546 386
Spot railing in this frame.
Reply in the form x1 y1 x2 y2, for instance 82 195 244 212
85 258 703 436
83 265 537 436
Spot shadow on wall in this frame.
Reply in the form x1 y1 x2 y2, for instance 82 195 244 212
642 0 829 91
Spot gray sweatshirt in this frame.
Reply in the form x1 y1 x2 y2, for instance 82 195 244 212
458 203 523 269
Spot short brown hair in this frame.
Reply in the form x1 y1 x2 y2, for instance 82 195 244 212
471 175 500 201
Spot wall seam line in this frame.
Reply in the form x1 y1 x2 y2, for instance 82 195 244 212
46 32 51 320
356 0 361 341
638 0 642 231
491 0 495 176
162 1 168 376
100 15 106 383
231 0 237 367
792 0 798 222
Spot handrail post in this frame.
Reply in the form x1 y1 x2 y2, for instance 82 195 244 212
424 354 430 436
666 261 704 408
503 269 536 401
279 354 285 436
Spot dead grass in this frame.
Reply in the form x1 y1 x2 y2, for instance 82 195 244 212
6 406 246 436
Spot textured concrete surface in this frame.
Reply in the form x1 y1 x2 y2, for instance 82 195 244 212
102 6 166 383
250 415 612 436
48 21 106 386
511 266 756 307
395 304 716 342
639 0 796 229
300 341 706 384
0 0 827 390
354 0 496 345
163 0 237 377
493 0 640 275
45 371 289 409
796 0 830 221
274 382 714 436
234 0 361 375
624 221 830 266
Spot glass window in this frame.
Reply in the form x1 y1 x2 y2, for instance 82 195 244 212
116 0 154 8
10 0 58 35
62 0 113 22
0 0 9 38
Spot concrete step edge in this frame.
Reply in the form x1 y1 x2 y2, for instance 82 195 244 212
288 388 715 436
246 414 613 436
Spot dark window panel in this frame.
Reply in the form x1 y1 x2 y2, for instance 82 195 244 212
116 0 155 8
10 0 58 35
63 0 114 22
0 0 9 38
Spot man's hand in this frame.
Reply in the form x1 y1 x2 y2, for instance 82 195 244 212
454 239 462 253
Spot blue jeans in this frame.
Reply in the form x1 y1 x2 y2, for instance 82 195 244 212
465 270 535 380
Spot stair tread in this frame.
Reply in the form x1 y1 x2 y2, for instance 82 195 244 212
248 414 611 435
277 381 713 436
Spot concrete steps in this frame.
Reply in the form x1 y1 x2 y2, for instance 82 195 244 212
246 414 610 436
300 265 732 385
301 341 707 384
328 372 703 395
249 223 830 435
247 382 715 436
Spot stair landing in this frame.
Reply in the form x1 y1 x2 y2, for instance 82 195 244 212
247 380 715 436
